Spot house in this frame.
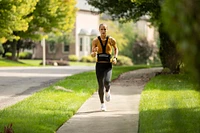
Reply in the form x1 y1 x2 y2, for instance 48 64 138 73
32 0 99 60
135 15 158 43
70 0 99 58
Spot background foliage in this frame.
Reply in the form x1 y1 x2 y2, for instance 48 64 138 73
87 0 181 73
162 0 200 83
0 0 77 60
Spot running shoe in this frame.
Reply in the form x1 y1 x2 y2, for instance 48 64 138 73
105 90 111 102
101 103 106 111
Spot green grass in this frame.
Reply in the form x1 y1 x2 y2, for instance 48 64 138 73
0 58 96 67
0 65 150 133
18 59 42 66
139 74 200 133
19 60 96 66
0 58 29 67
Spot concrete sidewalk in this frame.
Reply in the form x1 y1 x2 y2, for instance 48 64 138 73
57 68 162 133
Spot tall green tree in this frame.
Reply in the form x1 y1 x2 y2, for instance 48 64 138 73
162 0 200 83
0 0 39 42
119 22 137 60
24 0 76 39
2 0 77 60
87 0 181 73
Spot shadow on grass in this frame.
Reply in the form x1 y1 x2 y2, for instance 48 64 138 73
139 107 200 133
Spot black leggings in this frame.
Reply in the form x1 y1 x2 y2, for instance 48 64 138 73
95 63 112 103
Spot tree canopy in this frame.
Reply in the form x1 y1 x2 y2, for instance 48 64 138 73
0 0 77 60
0 0 77 42
162 0 200 83
87 0 160 23
26 0 77 40
88 0 181 73
0 0 39 42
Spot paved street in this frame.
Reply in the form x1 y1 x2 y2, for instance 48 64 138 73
0 66 94 109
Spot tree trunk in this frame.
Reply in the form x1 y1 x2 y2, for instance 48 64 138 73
194 42 200 84
11 40 17 61
16 39 23 59
159 24 182 74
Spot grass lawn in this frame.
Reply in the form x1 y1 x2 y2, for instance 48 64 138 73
0 58 96 67
0 58 30 67
139 74 200 133
0 65 149 133
19 59 42 66
19 60 96 66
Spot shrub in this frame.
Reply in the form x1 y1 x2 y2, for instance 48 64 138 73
132 38 154 64
68 55 78 62
19 52 32 59
5 52 32 59
5 52 12 59
80 56 96 63
115 55 133 66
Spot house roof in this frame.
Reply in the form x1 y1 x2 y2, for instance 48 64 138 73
76 0 98 12
79 29 89 35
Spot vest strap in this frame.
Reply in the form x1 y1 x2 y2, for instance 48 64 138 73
97 36 111 62
98 36 109 53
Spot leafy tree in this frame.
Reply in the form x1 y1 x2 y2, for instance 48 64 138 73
162 0 200 83
1 0 76 60
0 0 38 60
87 0 181 73
0 0 39 42
25 0 76 39
119 22 137 60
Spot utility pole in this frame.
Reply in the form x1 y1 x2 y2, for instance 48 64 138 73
41 38 46 66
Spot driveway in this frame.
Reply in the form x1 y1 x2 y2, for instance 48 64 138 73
0 66 94 109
